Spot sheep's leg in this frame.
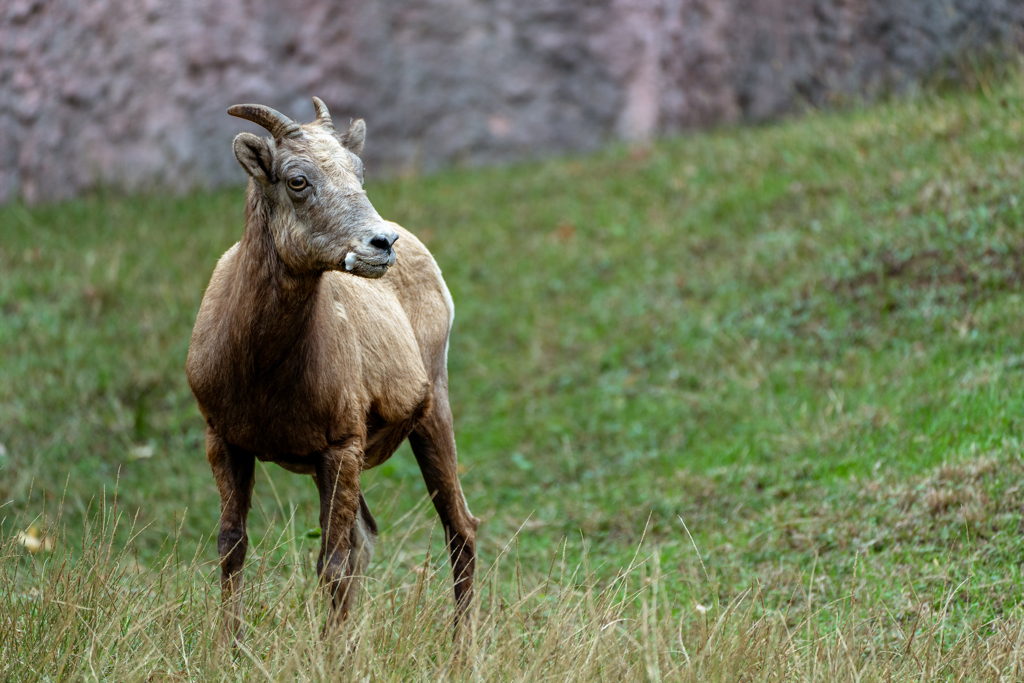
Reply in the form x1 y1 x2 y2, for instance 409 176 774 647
409 386 480 641
314 441 366 633
350 491 378 581
207 431 256 647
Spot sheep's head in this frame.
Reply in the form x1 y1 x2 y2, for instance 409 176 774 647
228 98 398 279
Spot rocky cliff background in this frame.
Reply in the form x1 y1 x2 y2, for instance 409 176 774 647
2 0 1022 203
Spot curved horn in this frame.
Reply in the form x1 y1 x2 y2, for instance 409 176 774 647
227 104 302 139
312 96 334 131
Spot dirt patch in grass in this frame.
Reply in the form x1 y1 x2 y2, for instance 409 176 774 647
831 245 1024 308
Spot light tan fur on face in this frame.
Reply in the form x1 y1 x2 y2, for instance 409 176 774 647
186 99 478 649
271 128 395 276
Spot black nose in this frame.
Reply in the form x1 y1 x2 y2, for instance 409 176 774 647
370 234 397 252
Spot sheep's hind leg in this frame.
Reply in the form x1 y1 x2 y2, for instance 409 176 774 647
207 430 256 647
350 491 378 582
315 441 367 634
408 386 480 644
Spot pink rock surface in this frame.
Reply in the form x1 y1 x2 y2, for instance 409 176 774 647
1 0 1021 203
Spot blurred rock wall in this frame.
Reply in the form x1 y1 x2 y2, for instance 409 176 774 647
2 0 1022 203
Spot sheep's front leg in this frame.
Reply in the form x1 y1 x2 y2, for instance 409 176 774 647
314 440 367 632
207 430 256 647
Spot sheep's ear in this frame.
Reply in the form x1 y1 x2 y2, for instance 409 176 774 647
233 132 275 183
340 119 366 156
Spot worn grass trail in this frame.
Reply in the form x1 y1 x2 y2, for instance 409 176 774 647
4 71 1024 678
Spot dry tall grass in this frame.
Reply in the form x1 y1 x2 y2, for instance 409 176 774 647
4 494 1024 682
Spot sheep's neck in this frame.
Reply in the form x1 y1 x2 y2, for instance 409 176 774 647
233 198 324 376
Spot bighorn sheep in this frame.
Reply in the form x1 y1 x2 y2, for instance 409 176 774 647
185 98 479 642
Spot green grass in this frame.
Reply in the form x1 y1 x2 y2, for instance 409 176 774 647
4 72 1024 679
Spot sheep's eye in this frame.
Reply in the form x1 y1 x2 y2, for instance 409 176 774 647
287 176 308 191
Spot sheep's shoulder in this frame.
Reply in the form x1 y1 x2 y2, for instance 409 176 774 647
377 224 454 380
324 267 429 424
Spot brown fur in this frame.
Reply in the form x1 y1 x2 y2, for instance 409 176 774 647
186 100 479 646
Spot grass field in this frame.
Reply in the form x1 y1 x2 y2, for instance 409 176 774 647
5 70 1024 680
